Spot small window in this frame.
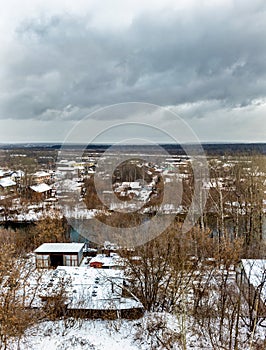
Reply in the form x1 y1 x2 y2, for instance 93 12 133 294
36 254 49 268
64 254 78 266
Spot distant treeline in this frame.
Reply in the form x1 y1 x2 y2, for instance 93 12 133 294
0 143 265 155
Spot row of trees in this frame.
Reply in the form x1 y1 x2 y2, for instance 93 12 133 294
79 153 266 349
0 227 70 350
121 223 266 349
0 215 69 254
177 154 266 256
82 153 265 255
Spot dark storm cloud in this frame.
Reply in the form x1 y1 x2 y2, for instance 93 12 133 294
1 1 266 121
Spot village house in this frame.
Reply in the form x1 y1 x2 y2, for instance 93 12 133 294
0 177 17 195
34 242 85 268
32 242 144 318
56 160 80 178
32 171 52 184
11 170 25 181
0 169 13 179
29 183 52 201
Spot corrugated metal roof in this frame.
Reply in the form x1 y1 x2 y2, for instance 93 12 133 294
34 243 85 254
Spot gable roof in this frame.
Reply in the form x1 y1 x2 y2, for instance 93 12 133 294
0 177 16 188
30 183 51 193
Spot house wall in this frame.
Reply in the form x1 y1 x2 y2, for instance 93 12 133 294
36 253 79 268
78 248 83 265
30 189 52 201
35 246 84 268
36 254 50 268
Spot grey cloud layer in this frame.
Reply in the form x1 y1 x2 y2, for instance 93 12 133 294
1 1 266 121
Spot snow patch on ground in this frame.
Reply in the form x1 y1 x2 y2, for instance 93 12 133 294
18 318 140 350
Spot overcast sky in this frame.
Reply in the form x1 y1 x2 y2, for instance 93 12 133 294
0 0 266 143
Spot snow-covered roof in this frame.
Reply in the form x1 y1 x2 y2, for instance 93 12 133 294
0 169 11 177
56 166 76 171
103 241 119 250
202 180 223 189
0 177 16 188
11 170 25 178
241 259 266 301
89 254 124 268
55 179 81 192
33 171 51 178
39 266 143 310
34 243 85 254
30 183 51 193
121 181 141 189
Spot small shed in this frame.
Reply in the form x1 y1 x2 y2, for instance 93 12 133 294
34 243 85 268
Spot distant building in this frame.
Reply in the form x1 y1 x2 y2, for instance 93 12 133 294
29 183 52 200
34 243 85 268
0 169 12 179
32 171 51 184
11 170 25 182
0 177 17 194
0 177 16 190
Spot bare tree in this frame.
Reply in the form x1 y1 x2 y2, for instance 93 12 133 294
31 214 69 248
0 234 40 349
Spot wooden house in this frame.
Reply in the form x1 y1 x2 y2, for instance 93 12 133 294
32 171 51 184
29 183 52 201
34 243 85 268
0 177 17 193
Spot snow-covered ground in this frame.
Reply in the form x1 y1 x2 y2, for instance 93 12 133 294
14 312 266 350
17 318 140 350
4 256 266 350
